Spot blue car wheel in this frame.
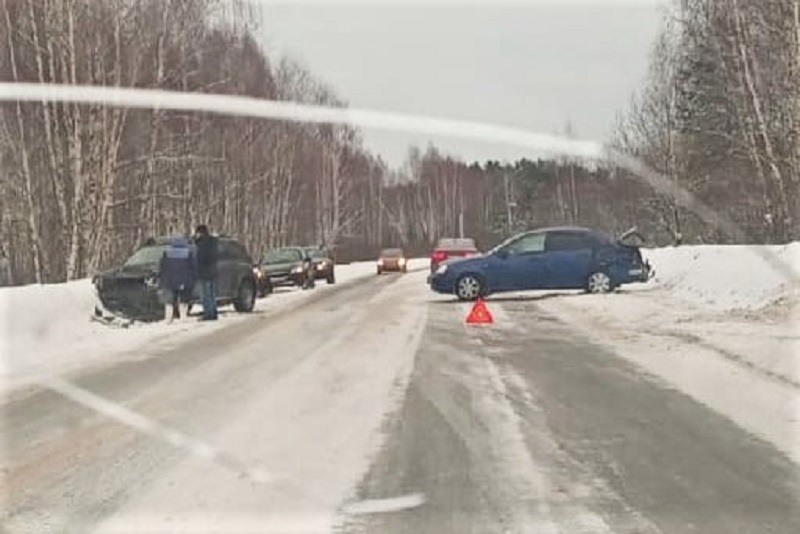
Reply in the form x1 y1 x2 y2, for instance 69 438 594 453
586 271 613 294
456 274 485 301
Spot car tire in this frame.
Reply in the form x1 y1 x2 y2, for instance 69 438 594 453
327 271 335 284
377 267 382 275
234 279 256 312
586 271 613 294
455 274 485 301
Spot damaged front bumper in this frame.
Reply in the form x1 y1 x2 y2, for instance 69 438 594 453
93 279 163 322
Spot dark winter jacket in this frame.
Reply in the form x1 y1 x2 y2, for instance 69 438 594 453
195 233 218 280
159 235 196 291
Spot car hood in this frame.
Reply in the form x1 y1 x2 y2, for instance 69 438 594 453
260 261 301 272
99 263 159 280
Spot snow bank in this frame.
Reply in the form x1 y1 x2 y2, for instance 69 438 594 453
641 243 799 312
0 259 427 394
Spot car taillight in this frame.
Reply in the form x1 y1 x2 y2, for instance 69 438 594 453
431 251 448 263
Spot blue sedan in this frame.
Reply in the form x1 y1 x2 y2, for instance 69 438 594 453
429 227 652 301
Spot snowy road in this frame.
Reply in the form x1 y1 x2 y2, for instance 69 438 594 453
3 269 799 533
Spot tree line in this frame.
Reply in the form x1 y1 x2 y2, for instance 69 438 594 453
615 0 799 245
1 0 796 285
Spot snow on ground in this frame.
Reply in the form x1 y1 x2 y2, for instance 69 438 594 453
0 259 426 395
530 243 800 463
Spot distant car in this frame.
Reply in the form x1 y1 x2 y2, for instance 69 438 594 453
93 235 257 320
377 248 407 274
256 247 314 289
304 246 335 284
430 237 479 272
429 226 652 301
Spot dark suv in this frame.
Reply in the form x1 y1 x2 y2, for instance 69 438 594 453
93 235 257 321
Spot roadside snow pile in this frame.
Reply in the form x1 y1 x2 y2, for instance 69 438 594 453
0 259 426 394
641 243 799 312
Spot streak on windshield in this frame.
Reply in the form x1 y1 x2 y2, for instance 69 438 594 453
3 83 794 284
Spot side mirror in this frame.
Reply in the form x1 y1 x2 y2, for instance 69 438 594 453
495 249 509 260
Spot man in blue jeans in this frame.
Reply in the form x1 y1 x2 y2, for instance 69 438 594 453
194 224 218 321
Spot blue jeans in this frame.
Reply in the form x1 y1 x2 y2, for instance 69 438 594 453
200 279 217 319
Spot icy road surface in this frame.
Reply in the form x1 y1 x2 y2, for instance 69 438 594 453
3 267 799 533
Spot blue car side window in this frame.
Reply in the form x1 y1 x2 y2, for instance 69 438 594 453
505 233 546 255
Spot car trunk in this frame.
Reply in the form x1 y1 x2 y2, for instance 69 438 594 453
381 258 401 269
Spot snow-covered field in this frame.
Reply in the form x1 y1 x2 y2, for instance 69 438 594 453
0 259 427 395
534 243 799 463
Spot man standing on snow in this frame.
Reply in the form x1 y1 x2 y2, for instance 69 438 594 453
159 235 195 322
194 224 218 321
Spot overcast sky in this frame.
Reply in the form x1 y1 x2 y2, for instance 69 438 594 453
258 1 665 167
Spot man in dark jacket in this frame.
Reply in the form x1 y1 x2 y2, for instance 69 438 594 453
159 235 195 322
194 224 218 321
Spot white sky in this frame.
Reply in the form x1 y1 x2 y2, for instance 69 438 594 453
257 1 665 167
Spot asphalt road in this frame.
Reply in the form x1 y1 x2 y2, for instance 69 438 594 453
3 272 799 533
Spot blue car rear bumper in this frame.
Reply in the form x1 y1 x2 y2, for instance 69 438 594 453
615 260 653 284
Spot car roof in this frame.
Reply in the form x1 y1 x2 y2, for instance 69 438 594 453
518 226 611 238
494 227 612 248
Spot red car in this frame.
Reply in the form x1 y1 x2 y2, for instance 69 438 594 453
430 237 479 272
377 248 407 274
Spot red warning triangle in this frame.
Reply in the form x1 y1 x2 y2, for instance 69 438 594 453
466 298 494 325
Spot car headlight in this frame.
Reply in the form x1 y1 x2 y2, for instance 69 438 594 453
145 274 159 288
377 258 384 266
253 267 262 278
436 264 448 275
398 258 406 266
291 266 303 274
93 275 103 289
